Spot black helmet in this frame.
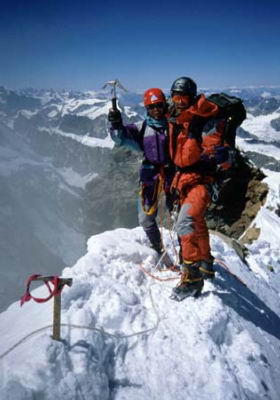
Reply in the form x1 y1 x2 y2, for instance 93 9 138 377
170 77 197 98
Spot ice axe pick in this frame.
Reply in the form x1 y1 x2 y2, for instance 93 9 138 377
102 79 128 110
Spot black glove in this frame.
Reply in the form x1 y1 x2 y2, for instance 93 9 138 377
108 108 123 129
215 146 229 164
188 116 204 140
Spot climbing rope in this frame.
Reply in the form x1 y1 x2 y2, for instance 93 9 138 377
0 285 161 361
1 203 247 361
138 263 180 282
167 203 180 263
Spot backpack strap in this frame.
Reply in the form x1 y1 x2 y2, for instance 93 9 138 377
207 93 246 147
138 120 147 151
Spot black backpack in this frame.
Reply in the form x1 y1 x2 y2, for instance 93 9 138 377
207 92 247 147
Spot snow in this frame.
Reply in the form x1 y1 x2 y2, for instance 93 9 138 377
58 168 98 189
51 127 115 149
123 105 138 117
61 97 109 119
1 88 280 399
236 111 280 160
19 109 38 119
47 109 59 118
237 170 280 249
1 211 280 399
0 142 99 190
241 112 280 143
236 137 280 161
261 92 273 98
229 89 242 94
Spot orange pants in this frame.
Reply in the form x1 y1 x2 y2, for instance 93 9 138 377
175 184 211 262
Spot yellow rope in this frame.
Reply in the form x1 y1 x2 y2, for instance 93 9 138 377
140 175 164 216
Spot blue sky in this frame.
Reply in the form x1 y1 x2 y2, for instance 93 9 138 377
1 0 279 91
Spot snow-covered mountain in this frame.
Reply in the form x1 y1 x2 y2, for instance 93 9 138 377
0 187 279 398
0 85 280 399
1 85 280 311
0 86 141 311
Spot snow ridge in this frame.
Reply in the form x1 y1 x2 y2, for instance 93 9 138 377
0 226 279 400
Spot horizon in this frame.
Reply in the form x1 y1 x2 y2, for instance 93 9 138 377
2 84 280 95
1 0 279 91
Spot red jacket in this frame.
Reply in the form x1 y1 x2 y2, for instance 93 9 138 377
168 94 224 194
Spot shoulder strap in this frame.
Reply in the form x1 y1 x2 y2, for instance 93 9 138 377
207 93 246 147
139 120 147 151
140 120 147 135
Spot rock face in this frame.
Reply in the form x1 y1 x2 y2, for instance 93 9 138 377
85 146 140 236
206 151 268 241
246 97 280 116
270 116 280 132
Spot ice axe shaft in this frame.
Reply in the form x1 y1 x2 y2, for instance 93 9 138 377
112 97 117 110
102 79 128 110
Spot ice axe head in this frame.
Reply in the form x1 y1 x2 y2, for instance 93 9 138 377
102 79 128 110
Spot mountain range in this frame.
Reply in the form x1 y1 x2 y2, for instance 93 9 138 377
0 85 279 312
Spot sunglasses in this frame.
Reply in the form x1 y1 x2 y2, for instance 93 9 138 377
172 94 190 104
147 102 165 110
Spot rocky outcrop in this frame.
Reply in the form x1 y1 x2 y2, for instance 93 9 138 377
206 151 268 241
246 97 280 116
240 226 261 244
85 146 140 236
271 116 280 132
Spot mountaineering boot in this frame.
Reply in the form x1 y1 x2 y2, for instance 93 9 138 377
151 241 163 254
171 262 204 301
199 259 215 280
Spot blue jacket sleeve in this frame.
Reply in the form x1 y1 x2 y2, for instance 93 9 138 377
110 122 143 152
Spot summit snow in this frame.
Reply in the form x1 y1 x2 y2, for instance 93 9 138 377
0 85 280 399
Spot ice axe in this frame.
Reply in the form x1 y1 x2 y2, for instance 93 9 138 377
102 79 128 111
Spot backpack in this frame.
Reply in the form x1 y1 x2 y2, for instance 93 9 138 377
207 92 247 147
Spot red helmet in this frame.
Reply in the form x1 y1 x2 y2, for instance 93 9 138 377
143 88 166 107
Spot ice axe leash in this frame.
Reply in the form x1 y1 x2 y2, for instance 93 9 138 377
102 79 128 110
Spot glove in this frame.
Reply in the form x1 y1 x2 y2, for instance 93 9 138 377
214 146 229 164
215 146 236 175
108 108 123 129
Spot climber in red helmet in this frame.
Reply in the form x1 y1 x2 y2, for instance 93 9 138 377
108 88 175 267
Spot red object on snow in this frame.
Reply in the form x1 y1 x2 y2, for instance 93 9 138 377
20 275 65 306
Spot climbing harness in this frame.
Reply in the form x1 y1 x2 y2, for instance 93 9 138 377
140 171 164 216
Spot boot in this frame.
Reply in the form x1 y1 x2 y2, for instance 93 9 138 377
199 260 215 280
151 241 163 254
171 262 204 301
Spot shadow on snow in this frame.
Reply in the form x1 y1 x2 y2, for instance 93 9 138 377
211 263 280 341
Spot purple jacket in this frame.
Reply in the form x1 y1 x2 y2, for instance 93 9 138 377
110 120 169 165
110 120 175 197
